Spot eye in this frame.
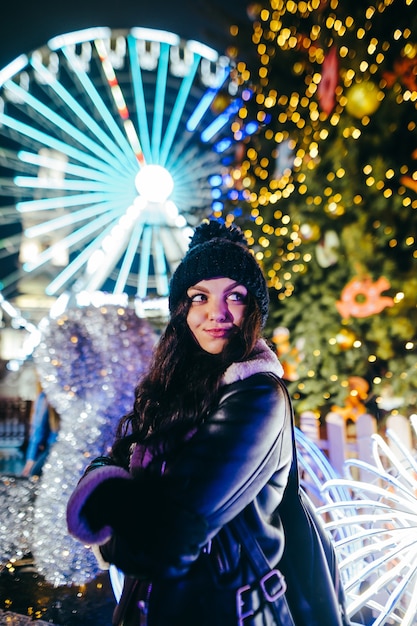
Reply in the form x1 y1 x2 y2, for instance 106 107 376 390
188 292 207 303
227 290 247 303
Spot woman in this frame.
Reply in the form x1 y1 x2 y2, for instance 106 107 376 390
67 221 350 626
22 385 59 477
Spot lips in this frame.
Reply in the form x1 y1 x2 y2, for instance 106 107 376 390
205 327 232 337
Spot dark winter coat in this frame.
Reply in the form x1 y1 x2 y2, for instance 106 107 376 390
66 340 347 625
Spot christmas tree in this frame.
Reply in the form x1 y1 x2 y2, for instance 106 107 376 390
223 0 417 421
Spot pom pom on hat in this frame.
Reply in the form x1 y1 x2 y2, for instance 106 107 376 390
188 220 247 247
169 221 269 326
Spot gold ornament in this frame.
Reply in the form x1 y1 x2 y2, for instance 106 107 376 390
299 222 321 242
335 327 356 350
345 82 382 118
210 91 231 114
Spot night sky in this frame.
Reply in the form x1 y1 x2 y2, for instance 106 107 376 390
0 0 252 69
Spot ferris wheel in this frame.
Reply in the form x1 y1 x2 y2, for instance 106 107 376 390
0 26 256 312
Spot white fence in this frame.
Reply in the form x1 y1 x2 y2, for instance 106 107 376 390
299 410 415 477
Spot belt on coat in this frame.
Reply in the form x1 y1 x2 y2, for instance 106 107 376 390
236 567 294 625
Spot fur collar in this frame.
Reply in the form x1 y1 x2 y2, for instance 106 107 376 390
221 339 284 386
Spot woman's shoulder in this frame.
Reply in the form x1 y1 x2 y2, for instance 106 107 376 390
221 338 284 386
221 371 289 409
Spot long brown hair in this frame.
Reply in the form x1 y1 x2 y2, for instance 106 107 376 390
111 291 262 467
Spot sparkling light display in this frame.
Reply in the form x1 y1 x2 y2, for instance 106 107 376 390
297 422 417 625
320 425 417 625
0 475 37 563
0 304 157 586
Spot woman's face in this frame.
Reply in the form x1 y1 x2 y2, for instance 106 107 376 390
186 277 248 354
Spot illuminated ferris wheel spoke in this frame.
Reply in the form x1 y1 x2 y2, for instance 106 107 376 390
15 173 134 211
29 53 137 171
61 45 140 167
169 150 214 206
158 227 188 266
201 98 242 143
163 133 199 173
45 214 129 295
83 237 131 292
14 175 118 193
16 192 116 213
24 201 122 238
3 80 128 174
151 43 170 163
168 141 204 175
138 225 153 297
23 205 124 273
152 228 169 295
114 220 145 294
17 149 119 184
94 38 146 166
127 35 152 164
0 112 122 176
159 54 200 167
81 206 151 292
16 166 133 198
186 79 228 133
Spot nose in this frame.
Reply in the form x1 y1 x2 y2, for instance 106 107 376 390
208 297 229 322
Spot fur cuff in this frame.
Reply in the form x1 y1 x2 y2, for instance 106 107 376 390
66 464 130 545
91 544 110 570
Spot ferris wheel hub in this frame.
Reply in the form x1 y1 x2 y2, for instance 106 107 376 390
135 164 174 203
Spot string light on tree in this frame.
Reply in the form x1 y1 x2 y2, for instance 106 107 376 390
226 0 417 417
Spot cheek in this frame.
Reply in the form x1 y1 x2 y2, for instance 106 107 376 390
186 308 200 330
232 306 247 326
186 312 193 331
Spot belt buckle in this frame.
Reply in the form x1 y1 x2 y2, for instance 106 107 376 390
236 583 254 626
260 568 287 602
236 569 287 624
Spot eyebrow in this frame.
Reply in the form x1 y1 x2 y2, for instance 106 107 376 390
187 284 210 293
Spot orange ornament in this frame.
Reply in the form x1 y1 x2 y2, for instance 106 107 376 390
383 57 417 92
336 276 394 319
400 175 417 194
272 326 303 382
331 376 369 422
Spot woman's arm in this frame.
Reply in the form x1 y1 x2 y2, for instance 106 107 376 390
66 374 292 577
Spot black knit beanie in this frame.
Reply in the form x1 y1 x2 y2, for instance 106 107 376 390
169 221 269 327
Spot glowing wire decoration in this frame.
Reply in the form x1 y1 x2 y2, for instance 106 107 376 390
0 27 248 303
296 423 417 626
